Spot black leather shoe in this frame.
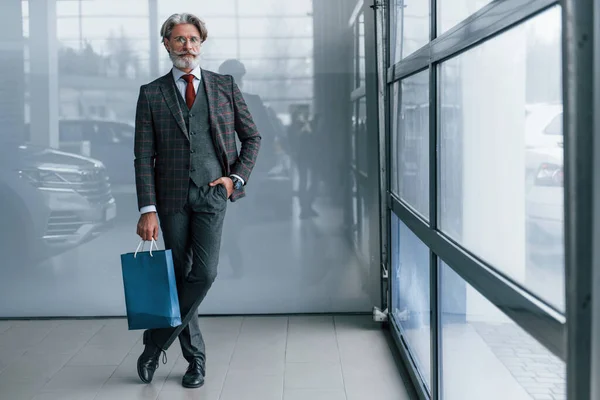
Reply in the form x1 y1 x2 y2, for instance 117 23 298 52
182 358 205 388
137 330 167 384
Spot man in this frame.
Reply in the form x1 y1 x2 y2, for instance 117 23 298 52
133 13 260 388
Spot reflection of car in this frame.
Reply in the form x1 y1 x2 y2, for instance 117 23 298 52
56 119 135 186
525 104 564 266
0 143 117 265
525 104 563 149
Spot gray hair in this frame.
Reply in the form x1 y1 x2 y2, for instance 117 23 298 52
160 13 208 42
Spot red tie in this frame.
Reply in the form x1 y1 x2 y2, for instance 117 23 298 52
182 74 196 109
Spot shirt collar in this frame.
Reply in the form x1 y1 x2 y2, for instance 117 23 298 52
172 65 202 82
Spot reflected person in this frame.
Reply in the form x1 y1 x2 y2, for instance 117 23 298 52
218 59 277 176
288 107 319 218
134 13 260 388
216 59 276 277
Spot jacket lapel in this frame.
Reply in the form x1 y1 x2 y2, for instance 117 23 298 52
159 72 189 140
201 70 226 156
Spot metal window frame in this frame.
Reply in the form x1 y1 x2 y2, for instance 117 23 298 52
373 0 594 398
592 3 600 400
387 0 559 83
562 0 595 399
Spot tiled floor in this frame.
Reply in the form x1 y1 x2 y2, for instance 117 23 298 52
0 315 415 400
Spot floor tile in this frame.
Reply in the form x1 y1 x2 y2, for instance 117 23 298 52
0 352 72 383
42 365 117 392
284 389 347 400
94 376 163 400
0 326 53 350
220 370 284 400
67 344 130 366
26 328 100 356
32 390 97 400
0 384 45 400
157 388 221 400
285 362 345 391
289 315 335 331
0 344 28 373
230 346 285 374
286 333 340 363
0 320 13 334
342 364 410 396
87 325 141 348
7 320 61 329
0 316 413 400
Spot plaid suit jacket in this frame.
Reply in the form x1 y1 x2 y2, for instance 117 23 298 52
134 69 261 214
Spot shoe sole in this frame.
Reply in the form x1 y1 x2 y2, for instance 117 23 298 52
182 380 205 389
137 354 152 384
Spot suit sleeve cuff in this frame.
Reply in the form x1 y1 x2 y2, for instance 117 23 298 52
230 174 245 185
140 205 157 214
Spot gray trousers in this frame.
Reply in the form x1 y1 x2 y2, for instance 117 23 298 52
150 180 228 363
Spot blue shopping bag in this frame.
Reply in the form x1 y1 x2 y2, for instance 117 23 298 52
120 240 182 330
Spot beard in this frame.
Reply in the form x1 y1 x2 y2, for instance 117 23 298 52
169 50 201 70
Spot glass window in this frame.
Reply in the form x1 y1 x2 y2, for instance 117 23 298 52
56 1 81 17
544 113 563 136
392 70 430 220
351 102 357 166
58 122 85 142
389 0 430 63
360 193 369 258
440 261 565 400
200 38 239 58
239 17 312 37
438 7 564 310
109 122 135 140
239 38 312 58
237 0 312 16
351 173 359 245
72 17 148 39
159 0 236 16
437 0 492 35
391 213 431 387
357 98 368 175
235 58 312 77
358 13 366 87
82 0 148 16
201 17 237 37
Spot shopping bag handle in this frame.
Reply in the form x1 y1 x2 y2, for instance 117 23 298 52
134 239 158 258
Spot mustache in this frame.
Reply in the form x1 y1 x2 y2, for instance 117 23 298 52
172 49 200 57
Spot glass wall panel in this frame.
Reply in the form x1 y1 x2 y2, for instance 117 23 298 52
440 261 566 400
81 0 151 16
237 0 312 16
437 0 492 35
239 18 313 38
391 70 429 219
438 7 564 310
358 13 366 87
0 0 372 317
391 213 431 387
389 0 430 63
161 0 236 15
357 98 368 175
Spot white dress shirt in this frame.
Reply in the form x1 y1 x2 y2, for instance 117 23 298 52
140 66 244 214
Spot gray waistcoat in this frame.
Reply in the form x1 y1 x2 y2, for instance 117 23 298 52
176 79 223 188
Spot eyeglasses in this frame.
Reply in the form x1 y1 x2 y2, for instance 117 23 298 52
172 36 201 46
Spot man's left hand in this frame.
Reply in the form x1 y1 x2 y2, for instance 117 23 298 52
209 177 233 198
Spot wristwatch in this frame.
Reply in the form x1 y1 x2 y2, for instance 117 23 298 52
230 176 243 190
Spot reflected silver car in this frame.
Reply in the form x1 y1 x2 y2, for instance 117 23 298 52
0 143 117 265
525 104 564 266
